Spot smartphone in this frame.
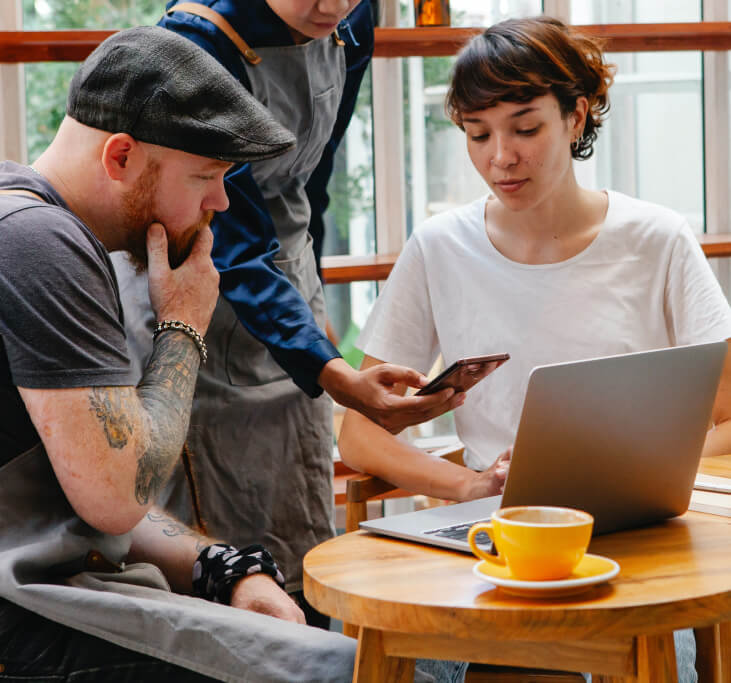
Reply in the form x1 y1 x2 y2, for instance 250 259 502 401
415 353 510 396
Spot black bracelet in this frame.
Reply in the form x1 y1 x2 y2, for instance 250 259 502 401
153 319 207 363
192 543 285 605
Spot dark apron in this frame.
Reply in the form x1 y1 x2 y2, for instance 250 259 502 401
0 443 355 682
114 34 346 592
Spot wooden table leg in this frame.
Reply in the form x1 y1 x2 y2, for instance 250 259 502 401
694 622 731 683
720 622 731 683
354 627 415 683
695 624 722 682
343 622 359 639
636 633 678 682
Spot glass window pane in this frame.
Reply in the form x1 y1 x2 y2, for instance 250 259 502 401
571 0 700 23
22 0 162 161
323 66 375 260
407 54 486 234
22 0 161 29
402 2 542 234
448 0 543 27
569 2 704 233
573 49 705 234
322 65 376 348
400 0 542 27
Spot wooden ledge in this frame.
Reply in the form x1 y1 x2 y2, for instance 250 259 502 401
322 236 731 284
1 22 730 63
0 30 114 63
698 233 731 258
321 253 398 284
373 23 731 58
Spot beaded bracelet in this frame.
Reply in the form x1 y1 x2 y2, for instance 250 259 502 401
192 543 285 605
153 320 208 364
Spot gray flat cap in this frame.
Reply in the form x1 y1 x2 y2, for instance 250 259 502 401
67 26 295 163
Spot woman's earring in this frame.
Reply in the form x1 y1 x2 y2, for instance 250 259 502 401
571 137 581 151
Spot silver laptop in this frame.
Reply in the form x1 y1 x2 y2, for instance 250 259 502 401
360 341 727 552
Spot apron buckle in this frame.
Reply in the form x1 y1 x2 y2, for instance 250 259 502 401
84 549 124 573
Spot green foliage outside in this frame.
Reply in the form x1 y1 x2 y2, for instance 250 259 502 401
336 320 365 370
22 0 161 161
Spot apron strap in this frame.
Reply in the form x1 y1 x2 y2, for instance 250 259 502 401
0 189 45 202
166 3 345 61
165 2 262 65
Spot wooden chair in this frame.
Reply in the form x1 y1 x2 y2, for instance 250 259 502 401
342 445 584 682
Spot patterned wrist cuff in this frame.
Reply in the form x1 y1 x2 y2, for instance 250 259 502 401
192 543 285 605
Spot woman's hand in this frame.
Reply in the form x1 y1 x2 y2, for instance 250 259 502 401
462 448 511 501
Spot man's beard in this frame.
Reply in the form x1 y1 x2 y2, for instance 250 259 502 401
121 161 213 273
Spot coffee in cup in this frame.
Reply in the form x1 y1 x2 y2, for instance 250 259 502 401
467 506 593 581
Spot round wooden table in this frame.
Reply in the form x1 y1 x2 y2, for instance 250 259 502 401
304 510 731 682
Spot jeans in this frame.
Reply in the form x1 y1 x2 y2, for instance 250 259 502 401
415 659 468 683
0 599 466 683
583 628 697 683
0 600 214 682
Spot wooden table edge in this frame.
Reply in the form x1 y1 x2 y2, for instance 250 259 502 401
303 526 731 641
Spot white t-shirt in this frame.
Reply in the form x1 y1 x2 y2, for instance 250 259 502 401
359 191 731 471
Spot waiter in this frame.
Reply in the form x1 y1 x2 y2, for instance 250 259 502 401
114 0 463 623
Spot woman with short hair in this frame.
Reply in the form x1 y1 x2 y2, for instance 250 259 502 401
340 20 731 679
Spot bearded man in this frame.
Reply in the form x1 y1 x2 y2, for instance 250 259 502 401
0 26 364 682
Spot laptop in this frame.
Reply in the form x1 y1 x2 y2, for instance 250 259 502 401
360 341 728 552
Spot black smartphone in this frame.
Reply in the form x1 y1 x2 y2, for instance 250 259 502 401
415 353 510 396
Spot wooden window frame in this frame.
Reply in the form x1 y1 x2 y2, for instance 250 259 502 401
1 13 730 283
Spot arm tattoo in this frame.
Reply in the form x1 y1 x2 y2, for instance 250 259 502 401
146 511 207 552
88 387 134 448
134 330 201 505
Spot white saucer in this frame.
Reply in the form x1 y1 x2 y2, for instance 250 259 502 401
472 553 620 598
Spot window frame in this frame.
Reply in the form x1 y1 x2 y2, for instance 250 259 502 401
1 1 730 278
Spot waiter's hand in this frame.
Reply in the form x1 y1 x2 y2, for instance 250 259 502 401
319 358 465 434
229 574 305 624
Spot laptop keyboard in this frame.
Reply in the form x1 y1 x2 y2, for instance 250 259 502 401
424 520 492 546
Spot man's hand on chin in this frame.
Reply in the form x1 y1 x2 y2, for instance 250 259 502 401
318 358 465 434
229 574 306 624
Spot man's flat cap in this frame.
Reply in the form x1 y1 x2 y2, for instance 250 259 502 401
67 26 295 163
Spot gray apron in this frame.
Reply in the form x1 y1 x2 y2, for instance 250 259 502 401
114 35 346 592
0 442 356 682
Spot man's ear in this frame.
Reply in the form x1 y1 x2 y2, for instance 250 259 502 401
101 133 146 182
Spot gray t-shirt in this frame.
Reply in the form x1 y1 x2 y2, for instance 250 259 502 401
0 161 135 464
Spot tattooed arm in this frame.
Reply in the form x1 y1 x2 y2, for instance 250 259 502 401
128 508 305 623
16 330 200 534
128 508 210 592
17 223 219 535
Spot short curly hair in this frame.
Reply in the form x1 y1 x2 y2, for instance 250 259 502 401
446 16 615 160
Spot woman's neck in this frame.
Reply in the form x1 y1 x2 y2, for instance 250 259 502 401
485 175 608 265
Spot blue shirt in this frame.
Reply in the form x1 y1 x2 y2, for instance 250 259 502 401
159 0 375 397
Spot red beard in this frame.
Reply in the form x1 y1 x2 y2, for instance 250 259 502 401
121 161 213 272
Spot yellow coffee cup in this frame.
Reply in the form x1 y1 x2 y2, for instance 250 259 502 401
467 506 593 581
